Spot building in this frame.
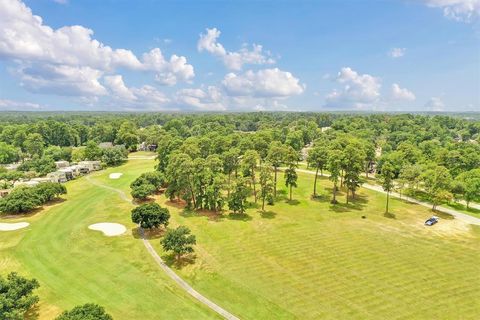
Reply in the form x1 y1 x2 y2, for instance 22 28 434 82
47 171 68 183
67 165 89 176
78 161 101 171
55 161 70 169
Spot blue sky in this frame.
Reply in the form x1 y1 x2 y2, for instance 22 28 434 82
0 0 478 112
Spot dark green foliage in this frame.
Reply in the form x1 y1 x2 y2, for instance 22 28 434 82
0 272 40 320
131 184 157 200
0 183 66 215
131 203 170 229
44 146 73 161
161 226 196 259
130 171 165 200
0 142 20 164
228 177 250 214
55 303 113 320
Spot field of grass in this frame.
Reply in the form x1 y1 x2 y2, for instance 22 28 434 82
1 155 479 319
0 158 216 319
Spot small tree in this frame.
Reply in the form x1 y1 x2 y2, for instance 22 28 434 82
56 303 112 320
284 167 298 201
379 161 395 214
0 272 40 320
266 143 286 198
131 184 157 200
228 177 250 214
259 167 274 211
242 150 259 202
307 145 328 196
161 226 196 260
131 203 170 229
327 149 342 204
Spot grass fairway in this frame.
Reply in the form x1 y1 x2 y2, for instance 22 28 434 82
1 156 479 319
152 173 480 319
0 158 217 319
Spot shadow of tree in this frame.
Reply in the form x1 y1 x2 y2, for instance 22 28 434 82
131 227 165 239
162 253 196 269
286 199 300 205
311 193 330 202
226 213 252 221
259 210 276 219
433 211 454 220
383 212 396 219
329 195 368 212
24 305 40 320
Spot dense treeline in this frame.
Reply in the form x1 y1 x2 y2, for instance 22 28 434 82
2 112 479 210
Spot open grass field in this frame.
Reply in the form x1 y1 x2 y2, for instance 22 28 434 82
1 154 480 319
0 157 217 319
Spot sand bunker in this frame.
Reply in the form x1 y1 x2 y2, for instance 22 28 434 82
88 223 126 236
109 173 123 179
0 222 30 231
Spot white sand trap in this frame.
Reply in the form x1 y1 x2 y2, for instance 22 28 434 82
0 222 30 231
88 223 126 236
109 173 123 179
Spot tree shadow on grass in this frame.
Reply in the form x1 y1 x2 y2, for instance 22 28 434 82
433 211 455 220
329 196 367 213
165 199 187 209
162 253 196 269
24 305 39 320
131 227 165 239
226 213 252 221
383 212 396 219
311 193 330 202
286 199 300 206
259 210 276 219
132 198 155 205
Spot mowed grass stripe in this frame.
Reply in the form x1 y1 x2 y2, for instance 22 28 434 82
1 159 218 319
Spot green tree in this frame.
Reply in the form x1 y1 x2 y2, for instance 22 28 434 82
228 177 250 214
0 142 20 164
0 187 42 214
161 226 196 260
84 141 103 161
327 149 342 204
131 184 157 200
266 143 286 198
242 150 259 202
56 303 112 320
455 169 480 208
131 203 170 229
101 146 128 166
307 145 328 196
0 272 40 320
379 161 395 214
422 165 452 210
259 167 274 211
24 133 44 157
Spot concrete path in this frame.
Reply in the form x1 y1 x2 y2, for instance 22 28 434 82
292 168 480 226
85 174 239 320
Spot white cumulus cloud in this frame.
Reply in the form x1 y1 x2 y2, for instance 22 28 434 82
424 0 480 22
198 28 275 71
391 83 416 101
222 68 304 97
0 98 41 110
175 86 226 111
325 67 381 109
0 0 195 99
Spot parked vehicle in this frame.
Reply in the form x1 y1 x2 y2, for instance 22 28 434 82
424 216 439 226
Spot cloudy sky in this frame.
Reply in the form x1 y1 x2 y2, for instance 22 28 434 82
0 0 479 112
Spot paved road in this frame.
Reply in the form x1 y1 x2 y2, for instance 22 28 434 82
292 168 480 226
85 174 239 320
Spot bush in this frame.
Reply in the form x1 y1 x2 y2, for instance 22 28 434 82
55 303 112 320
161 226 196 259
131 184 156 200
17 156 56 176
101 146 128 166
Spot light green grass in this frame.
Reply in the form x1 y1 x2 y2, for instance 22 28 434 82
2 157 479 319
0 158 217 319
151 171 480 319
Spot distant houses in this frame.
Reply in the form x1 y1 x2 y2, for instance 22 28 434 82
138 142 158 152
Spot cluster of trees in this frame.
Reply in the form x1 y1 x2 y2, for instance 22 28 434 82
130 202 196 259
0 182 66 214
130 172 166 200
0 272 112 320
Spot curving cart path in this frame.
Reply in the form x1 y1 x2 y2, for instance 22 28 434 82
86 174 239 320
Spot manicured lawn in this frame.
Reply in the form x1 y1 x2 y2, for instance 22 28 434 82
0 158 217 319
2 156 479 319
152 171 480 319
